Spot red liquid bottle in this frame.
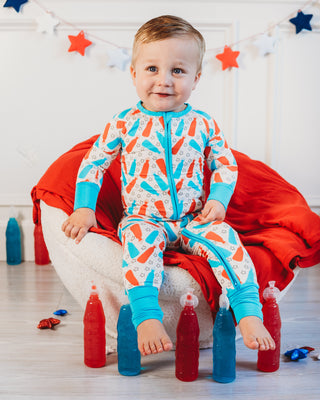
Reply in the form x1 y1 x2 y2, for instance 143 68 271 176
257 281 281 372
83 285 106 368
175 288 200 382
34 223 50 265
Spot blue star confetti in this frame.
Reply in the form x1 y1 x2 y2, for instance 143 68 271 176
284 346 314 361
289 10 313 34
53 309 68 316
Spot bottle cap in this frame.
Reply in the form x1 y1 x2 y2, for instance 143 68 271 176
263 281 280 301
89 283 99 297
219 287 230 309
9 206 18 219
180 288 199 308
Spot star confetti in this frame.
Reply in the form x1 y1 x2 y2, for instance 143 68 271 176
216 45 240 71
289 10 313 34
53 309 68 316
106 48 131 71
36 13 60 35
284 346 314 361
37 318 61 329
3 0 28 13
253 33 276 57
68 30 92 56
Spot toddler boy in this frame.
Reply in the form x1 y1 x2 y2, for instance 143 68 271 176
62 15 275 356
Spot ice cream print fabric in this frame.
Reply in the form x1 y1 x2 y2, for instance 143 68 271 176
74 101 262 325
74 101 237 219
118 214 262 325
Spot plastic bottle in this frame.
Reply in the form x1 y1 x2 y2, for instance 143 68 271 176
83 284 106 368
212 287 236 383
257 281 281 372
6 207 22 265
117 304 141 376
175 288 200 382
34 222 50 265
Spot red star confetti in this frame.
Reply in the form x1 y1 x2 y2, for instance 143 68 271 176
37 318 61 329
68 30 92 56
216 45 240 71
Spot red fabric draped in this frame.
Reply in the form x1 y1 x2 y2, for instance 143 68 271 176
31 135 320 313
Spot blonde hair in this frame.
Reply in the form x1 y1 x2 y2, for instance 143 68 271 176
132 15 206 72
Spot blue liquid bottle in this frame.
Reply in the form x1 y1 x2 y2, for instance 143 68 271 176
117 304 141 376
212 288 236 383
6 208 22 265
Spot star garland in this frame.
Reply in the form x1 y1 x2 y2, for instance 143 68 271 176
216 45 240 70
68 31 92 56
289 10 313 34
3 0 28 13
2 0 318 71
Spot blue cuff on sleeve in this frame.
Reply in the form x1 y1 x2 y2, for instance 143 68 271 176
74 181 100 211
207 183 235 211
227 282 263 323
128 286 163 329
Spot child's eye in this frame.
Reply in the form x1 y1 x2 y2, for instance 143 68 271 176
147 66 157 72
173 68 183 74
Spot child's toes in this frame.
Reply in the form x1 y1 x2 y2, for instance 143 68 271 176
143 343 152 356
150 344 157 354
162 337 173 352
257 338 266 351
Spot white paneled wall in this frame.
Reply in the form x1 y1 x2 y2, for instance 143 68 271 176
1 0 319 260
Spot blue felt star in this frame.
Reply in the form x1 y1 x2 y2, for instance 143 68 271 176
284 348 309 361
3 0 28 13
289 10 313 34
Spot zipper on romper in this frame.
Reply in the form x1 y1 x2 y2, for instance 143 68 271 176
181 228 240 289
163 113 179 220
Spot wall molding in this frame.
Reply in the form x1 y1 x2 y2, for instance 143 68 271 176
267 23 320 170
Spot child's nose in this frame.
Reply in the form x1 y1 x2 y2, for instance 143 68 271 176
157 71 172 86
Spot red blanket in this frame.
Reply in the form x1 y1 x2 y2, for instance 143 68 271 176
31 135 320 314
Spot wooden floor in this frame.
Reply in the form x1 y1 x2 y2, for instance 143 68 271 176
0 261 319 400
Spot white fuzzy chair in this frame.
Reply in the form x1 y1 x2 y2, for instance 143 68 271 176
37 138 310 352
40 200 298 352
40 200 217 351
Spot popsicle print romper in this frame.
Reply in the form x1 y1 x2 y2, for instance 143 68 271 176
74 102 262 328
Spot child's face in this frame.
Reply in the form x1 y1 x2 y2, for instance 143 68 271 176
131 37 201 113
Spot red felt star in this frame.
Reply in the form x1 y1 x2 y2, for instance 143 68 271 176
68 30 92 56
216 45 240 71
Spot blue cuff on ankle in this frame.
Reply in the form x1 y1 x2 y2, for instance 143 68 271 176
227 282 263 323
128 286 164 329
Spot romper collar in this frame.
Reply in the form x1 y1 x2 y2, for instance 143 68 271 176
136 101 192 119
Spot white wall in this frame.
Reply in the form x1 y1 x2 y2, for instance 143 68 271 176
1 0 319 260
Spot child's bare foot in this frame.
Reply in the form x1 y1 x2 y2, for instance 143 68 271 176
136 319 173 356
238 316 275 351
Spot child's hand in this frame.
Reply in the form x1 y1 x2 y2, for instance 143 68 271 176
197 199 226 225
61 208 97 244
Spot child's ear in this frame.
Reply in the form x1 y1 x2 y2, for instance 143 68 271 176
130 65 136 86
192 71 201 90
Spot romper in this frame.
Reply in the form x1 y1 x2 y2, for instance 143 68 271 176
74 101 262 328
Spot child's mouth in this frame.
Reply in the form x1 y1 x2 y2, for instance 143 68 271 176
155 93 171 97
